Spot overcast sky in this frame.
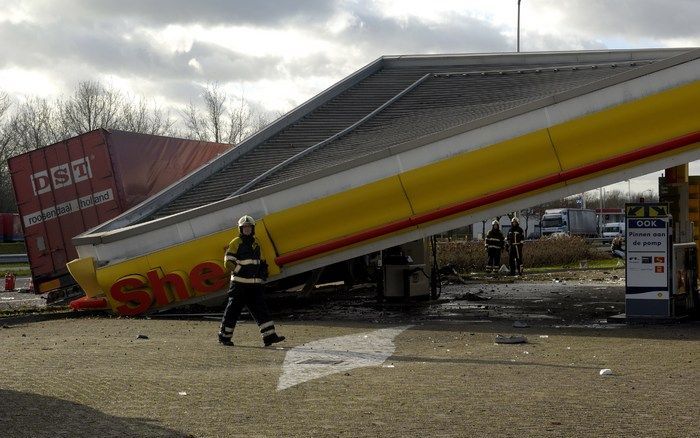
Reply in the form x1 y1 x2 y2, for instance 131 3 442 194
1 0 699 192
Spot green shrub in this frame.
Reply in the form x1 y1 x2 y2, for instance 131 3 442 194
0 242 26 254
436 235 603 272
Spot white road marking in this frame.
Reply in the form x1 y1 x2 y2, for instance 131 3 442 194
277 325 412 391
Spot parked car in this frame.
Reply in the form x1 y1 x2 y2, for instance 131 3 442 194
602 222 626 242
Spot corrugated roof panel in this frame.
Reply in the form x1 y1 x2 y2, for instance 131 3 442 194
146 55 670 220
149 68 428 219
251 63 648 189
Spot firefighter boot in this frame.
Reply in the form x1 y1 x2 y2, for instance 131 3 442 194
218 333 234 346
218 327 234 346
263 333 286 347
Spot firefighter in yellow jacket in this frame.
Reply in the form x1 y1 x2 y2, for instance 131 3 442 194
218 215 285 347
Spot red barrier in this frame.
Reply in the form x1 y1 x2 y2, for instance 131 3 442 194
69 296 110 311
4 272 15 291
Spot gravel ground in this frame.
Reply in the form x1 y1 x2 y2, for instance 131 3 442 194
0 269 698 438
0 278 43 313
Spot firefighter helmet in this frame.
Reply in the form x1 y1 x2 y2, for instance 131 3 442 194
511 217 519 224
237 215 256 227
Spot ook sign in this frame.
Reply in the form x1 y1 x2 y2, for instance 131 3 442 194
625 204 671 318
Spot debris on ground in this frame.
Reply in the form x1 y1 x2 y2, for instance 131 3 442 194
599 368 613 376
438 265 473 284
495 334 527 344
136 334 149 340
454 292 490 301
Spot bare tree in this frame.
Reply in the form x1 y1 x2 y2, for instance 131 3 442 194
226 97 278 144
181 100 209 141
0 91 12 157
121 98 176 136
0 91 10 119
181 83 276 144
59 80 123 135
202 83 226 143
7 97 62 154
226 94 250 145
0 91 16 211
0 96 66 211
519 208 536 238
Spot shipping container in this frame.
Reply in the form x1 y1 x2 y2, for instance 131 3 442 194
0 213 23 242
8 129 231 299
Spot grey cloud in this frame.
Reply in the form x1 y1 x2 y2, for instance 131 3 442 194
556 0 700 41
35 0 340 27
185 41 284 82
147 79 208 107
4 0 696 115
330 13 514 55
517 32 607 52
271 52 348 79
0 20 300 86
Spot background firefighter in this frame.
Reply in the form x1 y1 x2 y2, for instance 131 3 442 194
218 215 285 347
484 220 505 273
506 216 525 276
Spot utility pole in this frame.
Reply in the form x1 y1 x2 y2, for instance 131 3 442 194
599 187 604 231
517 0 522 52
627 180 631 202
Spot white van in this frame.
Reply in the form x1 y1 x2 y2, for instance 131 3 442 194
602 222 625 241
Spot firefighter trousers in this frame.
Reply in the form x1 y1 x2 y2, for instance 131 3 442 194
486 248 501 271
508 244 524 275
220 281 277 340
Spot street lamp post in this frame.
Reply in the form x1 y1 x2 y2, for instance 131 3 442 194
627 180 631 202
517 0 522 52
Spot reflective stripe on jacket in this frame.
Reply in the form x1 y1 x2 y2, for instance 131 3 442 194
507 225 525 246
224 235 265 283
485 229 505 249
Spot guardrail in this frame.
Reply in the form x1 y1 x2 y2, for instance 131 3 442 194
0 254 28 263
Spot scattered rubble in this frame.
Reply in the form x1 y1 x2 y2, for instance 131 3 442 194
495 334 527 344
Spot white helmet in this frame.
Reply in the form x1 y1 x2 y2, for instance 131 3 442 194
237 215 256 227
511 217 519 224
491 220 499 226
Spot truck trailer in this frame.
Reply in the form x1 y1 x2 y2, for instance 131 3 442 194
8 129 231 301
540 208 598 237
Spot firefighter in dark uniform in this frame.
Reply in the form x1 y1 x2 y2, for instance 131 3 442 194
218 215 285 347
610 236 625 259
506 216 525 276
484 220 505 273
